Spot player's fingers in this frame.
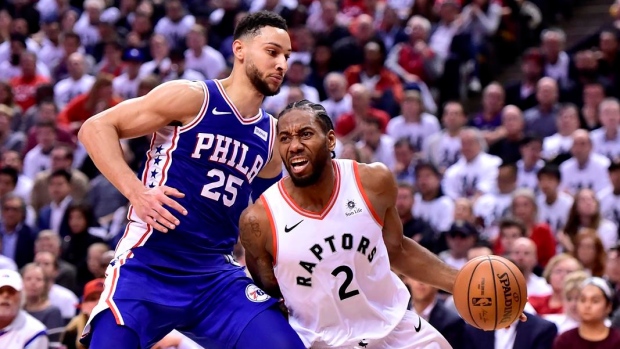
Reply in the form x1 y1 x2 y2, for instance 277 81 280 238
153 206 179 230
161 196 188 216
519 313 527 322
161 185 185 198
145 215 169 233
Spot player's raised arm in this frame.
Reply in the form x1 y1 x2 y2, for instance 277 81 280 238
239 202 282 298
78 80 204 232
359 162 459 294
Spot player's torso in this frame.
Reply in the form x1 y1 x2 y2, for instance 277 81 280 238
262 160 409 347
124 80 276 258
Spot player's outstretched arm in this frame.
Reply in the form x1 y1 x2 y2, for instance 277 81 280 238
359 162 458 294
239 202 283 298
78 80 203 231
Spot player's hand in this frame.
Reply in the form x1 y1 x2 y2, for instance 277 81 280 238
504 313 527 329
131 185 187 233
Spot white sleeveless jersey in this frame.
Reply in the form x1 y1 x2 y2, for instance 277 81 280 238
261 159 410 348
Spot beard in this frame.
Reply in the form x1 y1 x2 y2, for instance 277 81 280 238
246 62 280 97
286 143 331 188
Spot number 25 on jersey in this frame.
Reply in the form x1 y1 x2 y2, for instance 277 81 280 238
201 169 243 207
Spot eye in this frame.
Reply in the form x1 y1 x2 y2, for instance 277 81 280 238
267 49 276 56
279 135 290 143
285 55 290 60
302 131 313 138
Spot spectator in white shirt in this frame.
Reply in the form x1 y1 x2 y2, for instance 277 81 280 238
357 118 396 170
598 161 620 229
1 150 33 204
38 18 65 72
33 251 78 322
541 28 570 89
510 237 553 296
184 24 227 80
413 162 455 235
113 48 145 100
443 127 502 200
474 162 517 241
560 129 612 195
263 60 320 115
542 103 580 161
54 52 95 109
438 221 479 270
516 134 545 194
23 121 56 180
73 0 104 49
537 164 574 235
321 72 352 124
139 34 171 80
162 49 205 83
524 77 561 138
392 139 416 185
0 269 49 349
387 89 440 154
154 0 196 50
591 97 620 161
424 101 467 173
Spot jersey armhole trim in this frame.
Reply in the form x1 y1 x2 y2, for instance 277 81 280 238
266 115 277 163
260 195 279 267
24 330 47 348
179 80 209 133
352 161 384 227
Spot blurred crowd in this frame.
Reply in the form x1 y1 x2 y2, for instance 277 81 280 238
0 0 620 348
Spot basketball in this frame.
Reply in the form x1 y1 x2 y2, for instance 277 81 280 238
453 255 527 331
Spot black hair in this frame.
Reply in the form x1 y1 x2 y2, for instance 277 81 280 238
49 168 72 183
537 164 561 181
0 166 19 187
277 99 336 158
498 217 527 237
233 11 288 40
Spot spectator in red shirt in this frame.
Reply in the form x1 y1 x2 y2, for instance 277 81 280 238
529 254 583 315
495 188 556 267
9 52 50 112
335 83 390 142
344 40 404 116
57 73 122 134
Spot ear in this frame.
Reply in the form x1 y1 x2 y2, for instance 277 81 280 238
327 130 337 152
232 39 245 62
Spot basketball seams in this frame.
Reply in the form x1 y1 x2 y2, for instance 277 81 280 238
466 258 485 330
487 256 499 330
494 257 525 326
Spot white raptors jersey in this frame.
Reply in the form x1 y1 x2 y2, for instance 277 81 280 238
261 159 410 348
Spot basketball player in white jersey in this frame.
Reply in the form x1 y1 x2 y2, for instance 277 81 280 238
239 100 457 349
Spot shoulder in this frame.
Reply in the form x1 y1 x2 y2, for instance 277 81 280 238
240 199 271 232
356 161 396 196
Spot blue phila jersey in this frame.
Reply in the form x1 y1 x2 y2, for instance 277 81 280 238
117 80 276 260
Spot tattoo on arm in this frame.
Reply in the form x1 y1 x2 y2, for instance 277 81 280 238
240 213 281 298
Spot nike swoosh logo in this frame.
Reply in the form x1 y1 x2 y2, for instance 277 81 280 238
414 315 422 332
284 220 303 233
212 107 232 115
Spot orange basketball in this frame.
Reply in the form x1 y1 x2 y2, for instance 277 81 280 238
453 255 527 331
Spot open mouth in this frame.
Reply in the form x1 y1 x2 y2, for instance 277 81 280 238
290 157 309 174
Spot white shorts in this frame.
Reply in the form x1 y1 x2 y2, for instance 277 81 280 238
312 311 453 349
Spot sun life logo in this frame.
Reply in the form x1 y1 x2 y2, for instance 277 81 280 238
345 199 362 217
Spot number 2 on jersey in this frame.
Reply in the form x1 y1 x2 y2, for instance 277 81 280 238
201 169 243 207
331 265 359 300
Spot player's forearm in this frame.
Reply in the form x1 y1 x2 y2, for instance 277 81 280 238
78 118 144 201
391 238 458 294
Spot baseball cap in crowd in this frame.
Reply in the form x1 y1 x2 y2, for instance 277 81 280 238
122 48 146 63
447 221 478 238
83 278 105 302
0 269 23 291
581 277 615 302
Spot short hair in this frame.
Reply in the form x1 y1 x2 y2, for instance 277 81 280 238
278 99 334 135
397 182 415 195
542 253 582 283
49 169 72 183
0 166 19 187
537 164 561 181
233 11 288 40
1 193 25 212
35 119 56 130
563 270 589 297
498 217 527 237
394 138 415 151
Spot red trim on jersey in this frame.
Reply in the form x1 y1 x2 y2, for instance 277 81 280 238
132 225 153 248
214 80 262 125
260 195 279 266
277 161 341 220
266 116 277 163
157 127 179 186
140 133 158 185
180 81 209 132
352 162 384 226
105 268 123 325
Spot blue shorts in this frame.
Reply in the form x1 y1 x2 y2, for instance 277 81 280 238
82 247 278 349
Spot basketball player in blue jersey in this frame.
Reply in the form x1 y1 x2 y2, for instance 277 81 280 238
239 100 527 348
77 11 306 349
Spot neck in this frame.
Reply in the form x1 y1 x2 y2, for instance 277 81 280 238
580 321 609 337
364 64 380 76
400 213 413 223
25 297 47 311
577 156 588 168
287 162 336 212
506 132 523 141
354 107 369 118
0 317 11 329
545 192 558 204
539 104 553 113
3 222 17 231
580 216 592 226
219 73 266 118
606 127 618 139
447 129 460 137
421 189 438 201
403 112 420 122
192 47 202 56
413 297 434 316
613 188 620 196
